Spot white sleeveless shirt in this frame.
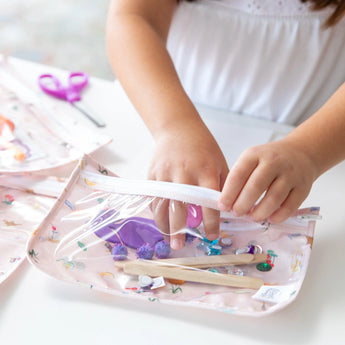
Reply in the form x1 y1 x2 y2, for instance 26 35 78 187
167 0 345 125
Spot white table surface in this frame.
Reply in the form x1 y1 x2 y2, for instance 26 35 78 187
0 57 344 345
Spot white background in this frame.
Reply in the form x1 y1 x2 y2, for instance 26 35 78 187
0 57 344 345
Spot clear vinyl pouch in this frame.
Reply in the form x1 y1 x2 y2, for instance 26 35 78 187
0 62 111 173
27 155 320 316
0 174 62 284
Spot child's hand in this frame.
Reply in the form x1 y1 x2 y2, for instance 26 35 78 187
218 139 318 223
148 125 229 250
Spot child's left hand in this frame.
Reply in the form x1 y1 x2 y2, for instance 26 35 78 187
218 139 319 222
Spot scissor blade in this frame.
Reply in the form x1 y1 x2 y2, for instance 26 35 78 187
72 101 106 127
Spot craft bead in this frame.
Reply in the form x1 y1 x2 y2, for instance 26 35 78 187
207 245 222 256
235 246 250 255
254 244 263 254
186 204 202 228
137 243 154 260
167 278 185 285
227 267 245 276
256 262 272 272
154 240 171 259
111 243 128 261
248 245 255 254
138 275 153 287
219 237 232 247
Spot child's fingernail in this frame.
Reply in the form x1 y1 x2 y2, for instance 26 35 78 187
171 238 183 250
218 202 228 211
231 209 239 217
207 233 219 241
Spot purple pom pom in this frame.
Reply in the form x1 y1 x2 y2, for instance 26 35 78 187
111 243 128 261
137 243 154 260
154 240 171 259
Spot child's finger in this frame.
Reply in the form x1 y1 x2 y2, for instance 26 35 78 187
152 198 170 236
249 178 292 222
268 188 308 223
202 207 220 241
218 154 258 211
169 199 187 250
231 164 278 216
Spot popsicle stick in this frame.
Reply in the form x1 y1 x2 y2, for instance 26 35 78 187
114 253 267 269
246 253 268 265
153 253 267 268
122 261 264 289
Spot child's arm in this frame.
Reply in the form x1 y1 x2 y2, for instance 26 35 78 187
106 0 229 248
219 82 345 222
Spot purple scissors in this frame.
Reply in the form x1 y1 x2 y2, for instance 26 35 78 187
38 72 106 127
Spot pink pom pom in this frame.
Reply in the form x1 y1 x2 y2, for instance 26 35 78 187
186 204 202 228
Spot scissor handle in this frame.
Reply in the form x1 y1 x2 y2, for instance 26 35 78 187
68 72 88 92
38 74 67 100
38 72 89 103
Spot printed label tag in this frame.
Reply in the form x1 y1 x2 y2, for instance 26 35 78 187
252 284 298 304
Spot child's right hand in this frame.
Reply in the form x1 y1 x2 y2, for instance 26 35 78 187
148 124 229 250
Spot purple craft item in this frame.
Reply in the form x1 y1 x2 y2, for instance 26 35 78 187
94 215 163 249
93 203 203 249
136 243 154 260
154 240 171 259
111 243 128 261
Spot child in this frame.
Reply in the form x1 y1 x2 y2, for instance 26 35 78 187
106 0 345 249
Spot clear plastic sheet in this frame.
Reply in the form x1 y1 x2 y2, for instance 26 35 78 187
0 183 58 284
0 62 111 173
27 155 320 316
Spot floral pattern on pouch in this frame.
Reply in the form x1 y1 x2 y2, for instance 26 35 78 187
0 186 56 284
26 155 319 317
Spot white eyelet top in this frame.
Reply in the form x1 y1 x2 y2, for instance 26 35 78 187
167 0 345 125
219 0 312 15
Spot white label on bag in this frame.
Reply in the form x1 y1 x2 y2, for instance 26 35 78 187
252 284 299 304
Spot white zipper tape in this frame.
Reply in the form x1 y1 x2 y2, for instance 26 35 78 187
80 171 320 226
81 171 221 210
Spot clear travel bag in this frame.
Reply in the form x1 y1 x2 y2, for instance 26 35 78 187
27 155 320 316
0 173 65 284
0 61 110 173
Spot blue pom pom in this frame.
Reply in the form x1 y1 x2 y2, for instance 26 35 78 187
154 240 171 259
137 243 154 260
111 243 128 261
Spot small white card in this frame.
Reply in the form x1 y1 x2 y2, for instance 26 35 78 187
252 284 298 304
151 276 166 290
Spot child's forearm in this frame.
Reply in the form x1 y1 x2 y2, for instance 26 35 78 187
106 0 207 139
283 82 345 177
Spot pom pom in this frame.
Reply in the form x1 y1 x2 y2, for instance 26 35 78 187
137 243 154 260
186 204 202 228
154 240 171 259
111 243 128 261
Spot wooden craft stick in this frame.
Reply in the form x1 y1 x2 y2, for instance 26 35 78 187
152 253 267 268
121 261 264 289
114 253 267 269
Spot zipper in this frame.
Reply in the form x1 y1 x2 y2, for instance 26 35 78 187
81 171 320 227
0 170 319 230
81 171 221 210
0 175 66 198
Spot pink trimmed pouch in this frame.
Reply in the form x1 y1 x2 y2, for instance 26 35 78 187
0 174 66 284
26 155 320 316
0 62 111 173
